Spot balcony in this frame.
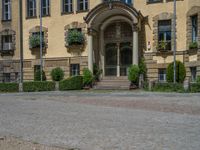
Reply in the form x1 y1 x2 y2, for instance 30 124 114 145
0 43 15 56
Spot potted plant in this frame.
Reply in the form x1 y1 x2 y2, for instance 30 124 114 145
157 40 168 51
29 35 45 49
67 30 84 46
83 68 94 90
189 42 198 50
128 65 140 90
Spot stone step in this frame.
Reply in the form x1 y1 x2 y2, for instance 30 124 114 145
102 76 128 80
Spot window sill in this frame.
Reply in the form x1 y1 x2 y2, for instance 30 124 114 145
76 10 89 14
1 19 11 22
61 12 74 16
146 0 163 5
26 16 37 20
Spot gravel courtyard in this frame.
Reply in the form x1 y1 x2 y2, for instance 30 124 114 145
0 91 200 150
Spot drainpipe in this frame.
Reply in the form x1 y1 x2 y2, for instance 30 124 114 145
173 0 177 83
19 0 24 92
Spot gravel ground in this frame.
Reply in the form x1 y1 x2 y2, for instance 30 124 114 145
0 91 200 150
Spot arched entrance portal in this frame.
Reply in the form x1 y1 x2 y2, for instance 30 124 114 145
104 22 133 76
84 1 143 77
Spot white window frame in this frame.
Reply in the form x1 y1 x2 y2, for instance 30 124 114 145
63 0 73 13
2 0 11 21
42 0 50 16
78 0 88 11
27 0 36 17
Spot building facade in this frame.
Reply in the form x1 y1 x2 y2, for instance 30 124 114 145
0 0 200 82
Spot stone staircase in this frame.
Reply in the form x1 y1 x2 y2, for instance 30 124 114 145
94 76 130 90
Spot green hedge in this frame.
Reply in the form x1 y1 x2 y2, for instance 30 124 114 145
152 82 184 92
23 81 55 92
59 76 83 91
0 83 19 92
190 83 200 93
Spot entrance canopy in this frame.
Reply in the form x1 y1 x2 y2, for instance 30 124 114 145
84 1 143 30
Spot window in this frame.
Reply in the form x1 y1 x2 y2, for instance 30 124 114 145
158 69 166 82
158 20 172 51
77 0 88 11
2 0 11 21
70 64 80 76
121 0 132 5
1 35 13 51
62 0 73 13
190 67 197 82
34 65 41 73
3 73 11 83
27 0 36 17
191 15 198 42
42 0 50 16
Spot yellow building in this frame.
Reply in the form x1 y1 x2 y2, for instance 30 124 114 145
0 0 200 83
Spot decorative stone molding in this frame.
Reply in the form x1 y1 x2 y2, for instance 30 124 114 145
64 22 87 52
29 26 48 51
0 29 16 56
186 6 200 49
152 12 174 52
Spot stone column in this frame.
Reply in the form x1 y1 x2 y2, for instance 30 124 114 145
117 43 120 77
133 29 138 65
88 29 93 73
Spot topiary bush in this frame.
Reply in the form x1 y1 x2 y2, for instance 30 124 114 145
59 76 83 91
190 83 200 93
196 76 200 83
139 58 147 80
152 82 184 92
166 61 186 83
51 67 64 81
23 81 55 92
128 65 140 85
83 68 94 87
0 83 19 92
93 63 102 82
34 70 46 81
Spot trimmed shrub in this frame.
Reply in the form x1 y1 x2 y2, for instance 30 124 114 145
190 83 200 93
23 81 55 92
59 76 83 90
34 70 46 81
128 65 140 84
152 83 184 92
0 83 19 92
196 76 200 83
139 58 147 75
93 64 102 82
166 61 186 83
51 67 64 81
83 68 94 86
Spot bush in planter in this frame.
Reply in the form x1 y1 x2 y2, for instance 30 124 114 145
29 35 45 49
190 83 200 93
34 70 46 81
128 65 140 85
67 30 84 45
139 58 147 80
83 68 94 87
189 42 198 49
166 61 186 83
93 64 102 82
0 83 19 92
196 76 200 83
23 81 55 92
152 83 184 92
51 67 64 81
59 76 83 90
